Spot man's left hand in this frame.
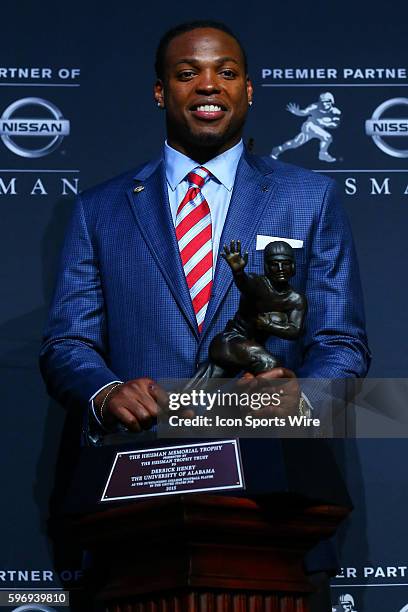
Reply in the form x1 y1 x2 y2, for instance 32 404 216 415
238 367 301 417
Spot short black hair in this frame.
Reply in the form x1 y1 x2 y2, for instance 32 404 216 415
155 20 248 81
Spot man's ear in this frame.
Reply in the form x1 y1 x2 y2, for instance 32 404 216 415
246 77 254 106
154 79 165 109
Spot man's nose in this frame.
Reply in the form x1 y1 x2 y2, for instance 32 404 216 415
195 70 221 93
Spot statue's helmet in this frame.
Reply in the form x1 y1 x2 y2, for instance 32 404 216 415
264 240 295 261
339 594 354 606
320 91 334 104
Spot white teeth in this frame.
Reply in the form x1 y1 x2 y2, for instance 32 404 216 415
196 104 222 112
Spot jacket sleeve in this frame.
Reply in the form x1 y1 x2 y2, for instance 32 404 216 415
297 179 371 379
39 195 119 409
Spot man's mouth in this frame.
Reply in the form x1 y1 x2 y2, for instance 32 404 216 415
190 103 227 121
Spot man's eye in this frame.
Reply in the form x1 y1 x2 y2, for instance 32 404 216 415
221 69 236 78
178 71 195 79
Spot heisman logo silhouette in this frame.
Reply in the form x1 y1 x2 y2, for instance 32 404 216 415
332 593 358 612
271 92 341 163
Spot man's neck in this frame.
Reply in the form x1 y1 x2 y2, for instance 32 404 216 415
166 136 243 164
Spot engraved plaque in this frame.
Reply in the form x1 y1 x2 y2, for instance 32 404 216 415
101 439 244 502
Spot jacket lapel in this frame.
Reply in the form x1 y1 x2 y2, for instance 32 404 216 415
126 157 199 337
200 151 278 340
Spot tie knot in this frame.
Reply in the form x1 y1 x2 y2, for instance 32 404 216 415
187 166 211 189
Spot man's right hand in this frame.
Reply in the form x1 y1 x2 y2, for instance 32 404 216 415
94 378 168 432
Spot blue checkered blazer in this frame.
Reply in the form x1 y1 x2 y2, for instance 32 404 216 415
39 149 370 410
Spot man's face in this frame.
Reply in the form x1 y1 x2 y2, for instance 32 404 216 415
155 28 253 156
265 256 294 283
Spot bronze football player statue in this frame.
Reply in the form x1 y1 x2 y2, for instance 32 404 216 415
186 239 307 388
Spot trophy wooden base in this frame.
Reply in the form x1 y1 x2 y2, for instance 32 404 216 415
72 494 348 612
105 590 307 612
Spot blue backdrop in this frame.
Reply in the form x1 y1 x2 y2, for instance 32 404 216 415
1 2 408 611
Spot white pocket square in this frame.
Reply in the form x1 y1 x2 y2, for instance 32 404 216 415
256 235 304 250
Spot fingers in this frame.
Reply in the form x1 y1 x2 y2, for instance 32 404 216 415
237 371 257 391
124 380 159 415
236 370 300 417
223 241 246 258
104 377 166 431
148 381 169 408
108 395 153 432
240 368 299 399
106 391 153 431
255 370 299 397
256 367 296 381
113 406 142 432
253 369 300 416
179 408 195 419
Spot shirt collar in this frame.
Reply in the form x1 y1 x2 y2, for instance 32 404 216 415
164 139 244 192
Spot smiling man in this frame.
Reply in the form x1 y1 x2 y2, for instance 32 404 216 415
155 24 252 160
40 20 369 612
40 19 369 433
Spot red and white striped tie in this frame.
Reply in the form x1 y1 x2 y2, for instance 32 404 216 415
176 166 213 333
